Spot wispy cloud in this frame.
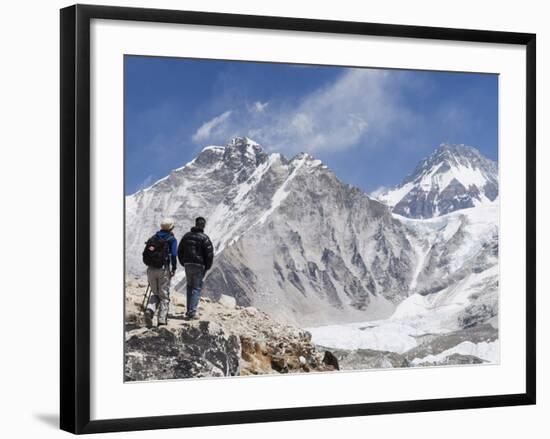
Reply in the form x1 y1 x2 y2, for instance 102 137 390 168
251 101 268 113
190 69 415 155
136 174 155 191
370 185 389 198
192 110 233 143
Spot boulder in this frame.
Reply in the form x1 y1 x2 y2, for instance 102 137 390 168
218 294 237 309
322 351 340 370
270 355 288 373
125 322 240 381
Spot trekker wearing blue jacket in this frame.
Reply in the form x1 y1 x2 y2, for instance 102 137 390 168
144 219 178 327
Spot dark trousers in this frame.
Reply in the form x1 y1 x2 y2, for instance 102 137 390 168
184 264 204 316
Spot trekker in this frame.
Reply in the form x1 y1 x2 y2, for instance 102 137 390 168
142 219 178 328
177 217 214 319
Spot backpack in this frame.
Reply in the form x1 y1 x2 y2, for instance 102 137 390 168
142 234 171 268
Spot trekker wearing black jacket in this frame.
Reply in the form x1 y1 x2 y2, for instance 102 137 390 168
177 217 214 319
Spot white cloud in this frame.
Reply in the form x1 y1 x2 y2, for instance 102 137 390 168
252 101 269 113
369 185 389 199
192 110 232 143
136 174 154 191
290 113 314 136
190 69 415 155
258 69 412 154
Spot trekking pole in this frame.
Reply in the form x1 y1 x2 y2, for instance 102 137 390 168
141 283 151 313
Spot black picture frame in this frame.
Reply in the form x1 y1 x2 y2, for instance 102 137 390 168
60 4 536 434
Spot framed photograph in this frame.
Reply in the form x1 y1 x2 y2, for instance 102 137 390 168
60 4 536 434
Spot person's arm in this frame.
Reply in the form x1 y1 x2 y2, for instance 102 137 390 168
177 235 185 267
170 237 178 274
203 236 214 272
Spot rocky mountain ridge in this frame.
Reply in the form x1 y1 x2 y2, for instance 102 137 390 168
126 137 418 326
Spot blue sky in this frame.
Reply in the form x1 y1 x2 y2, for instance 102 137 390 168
125 56 498 195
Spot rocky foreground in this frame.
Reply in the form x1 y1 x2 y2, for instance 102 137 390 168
125 278 497 381
125 280 339 381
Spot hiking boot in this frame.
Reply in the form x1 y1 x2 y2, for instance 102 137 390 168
185 313 199 321
157 319 167 327
144 309 154 328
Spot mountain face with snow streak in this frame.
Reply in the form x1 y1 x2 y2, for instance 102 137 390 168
126 137 417 325
198 153 417 325
375 144 498 219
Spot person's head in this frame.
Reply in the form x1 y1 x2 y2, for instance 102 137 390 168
160 218 175 232
195 217 206 230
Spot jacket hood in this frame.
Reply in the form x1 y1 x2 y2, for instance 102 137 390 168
190 226 204 233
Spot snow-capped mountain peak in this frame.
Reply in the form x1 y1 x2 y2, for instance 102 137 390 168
375 143 498 219
193 136 268 170
222 136 268 168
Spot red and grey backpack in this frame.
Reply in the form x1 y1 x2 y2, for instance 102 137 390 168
142 234 171 268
